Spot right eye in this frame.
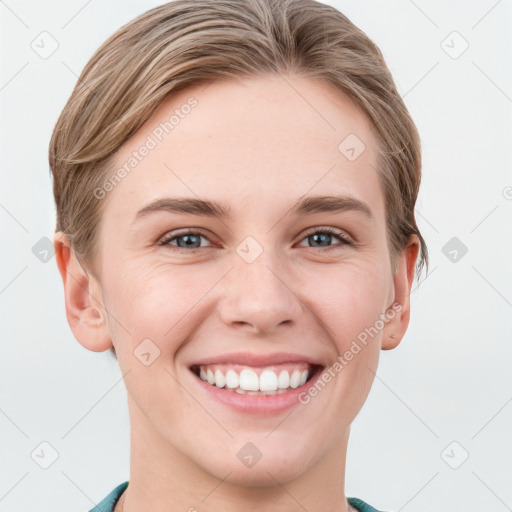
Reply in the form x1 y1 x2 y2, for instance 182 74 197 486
158 229 214 251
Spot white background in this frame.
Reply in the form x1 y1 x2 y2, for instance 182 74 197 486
1 1 511 511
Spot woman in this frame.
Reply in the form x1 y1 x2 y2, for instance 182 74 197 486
49 1 428 510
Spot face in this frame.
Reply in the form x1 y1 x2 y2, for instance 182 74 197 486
75 74 411 485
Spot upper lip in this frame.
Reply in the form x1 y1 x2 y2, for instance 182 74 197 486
190 352 325 368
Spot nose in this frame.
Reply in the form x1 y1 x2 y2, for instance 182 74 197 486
217 250 303 336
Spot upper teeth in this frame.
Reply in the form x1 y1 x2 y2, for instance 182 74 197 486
197 366 310 392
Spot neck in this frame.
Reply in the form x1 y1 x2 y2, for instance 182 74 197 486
121 396 354 512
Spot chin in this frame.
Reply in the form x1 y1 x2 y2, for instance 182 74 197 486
220 461 307 488
199 441 314 487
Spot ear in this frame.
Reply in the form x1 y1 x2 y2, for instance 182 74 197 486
53 232 113 352
381 235 420 350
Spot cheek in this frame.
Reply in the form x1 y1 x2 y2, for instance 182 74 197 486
103 248 391 357
103 259 224 349
297 260 390 345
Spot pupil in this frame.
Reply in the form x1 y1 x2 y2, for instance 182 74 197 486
178 234 200 248
311 233 330 247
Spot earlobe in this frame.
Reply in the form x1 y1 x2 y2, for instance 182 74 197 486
53 232 113 352
381 236 420 350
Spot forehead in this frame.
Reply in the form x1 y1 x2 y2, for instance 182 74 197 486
103 74 383 225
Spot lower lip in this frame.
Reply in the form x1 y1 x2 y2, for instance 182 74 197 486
190 367 323 415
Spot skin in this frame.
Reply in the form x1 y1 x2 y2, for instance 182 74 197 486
54 73 419 512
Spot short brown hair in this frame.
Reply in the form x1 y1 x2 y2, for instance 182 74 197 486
49 0 428 290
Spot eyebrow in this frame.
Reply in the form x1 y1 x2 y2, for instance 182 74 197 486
132 194 373 223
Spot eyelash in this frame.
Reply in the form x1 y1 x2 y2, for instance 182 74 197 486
158 226 353 252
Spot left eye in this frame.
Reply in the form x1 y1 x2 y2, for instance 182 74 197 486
159 227 352 251
297 227 352 250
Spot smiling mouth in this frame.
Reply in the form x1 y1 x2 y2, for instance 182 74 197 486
190 363 323 395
